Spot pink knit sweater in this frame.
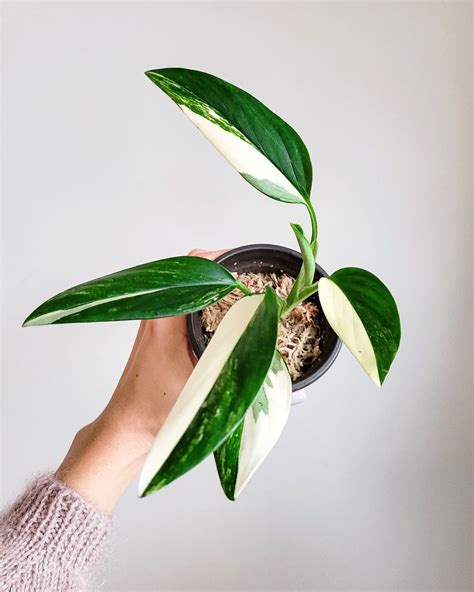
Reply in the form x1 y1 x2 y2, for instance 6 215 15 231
0 474 111 591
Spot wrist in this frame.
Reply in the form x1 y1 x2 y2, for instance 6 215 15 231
56 414 151 513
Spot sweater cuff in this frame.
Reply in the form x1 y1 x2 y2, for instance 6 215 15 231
0 473 111 588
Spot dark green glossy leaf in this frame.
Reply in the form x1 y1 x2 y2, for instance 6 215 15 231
146 68 312 204
23 256 238 326
319 268 401 386
214 352 292 500
214 422 243 500
140 288 279 497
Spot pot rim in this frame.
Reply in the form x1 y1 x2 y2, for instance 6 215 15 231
187 243 342 391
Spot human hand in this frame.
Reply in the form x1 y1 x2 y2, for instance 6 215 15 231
56 249 228 512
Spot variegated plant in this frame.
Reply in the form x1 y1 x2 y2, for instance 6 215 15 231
24 68 401 500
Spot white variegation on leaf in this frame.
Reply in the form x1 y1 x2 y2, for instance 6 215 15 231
23 290 157 326
138 294 265 496
318 268 400 387
180 106 304 204
318 277 380 386
215 352 292 500
145 68 312 205
22 256 239 326
234 353 292 498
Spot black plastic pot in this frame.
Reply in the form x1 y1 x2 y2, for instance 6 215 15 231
187 244 342 391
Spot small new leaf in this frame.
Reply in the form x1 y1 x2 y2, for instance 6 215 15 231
290 223 315 286
284 223 316 313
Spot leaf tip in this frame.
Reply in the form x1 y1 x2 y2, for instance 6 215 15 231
22 312 48 327
138 482 152 498
22 316 34 328
144 70 160 84
138 472 152 497
289 221 302 232
223 489 237 502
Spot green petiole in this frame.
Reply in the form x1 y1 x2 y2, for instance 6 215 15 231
236 281 252 296
305 201 319 256
280 282 319 317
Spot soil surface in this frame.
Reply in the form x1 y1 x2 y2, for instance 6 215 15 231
202 271 321 381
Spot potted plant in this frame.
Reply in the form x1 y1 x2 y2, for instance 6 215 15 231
23 68 401 501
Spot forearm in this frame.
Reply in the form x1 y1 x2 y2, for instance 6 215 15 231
0 473 111 591
54 316 195 515
55 411 152 514
0 406 150 591
0 252 219 591
0 407 152 590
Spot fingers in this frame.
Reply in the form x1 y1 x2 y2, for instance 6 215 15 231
187 248 230 261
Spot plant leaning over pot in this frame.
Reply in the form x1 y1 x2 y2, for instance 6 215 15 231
23 68 401 501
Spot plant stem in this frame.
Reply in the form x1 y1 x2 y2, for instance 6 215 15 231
306 201 318 256
236 281 252 296
280 201 319 315
280 282 319 318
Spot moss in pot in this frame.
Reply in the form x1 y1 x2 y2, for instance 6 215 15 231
188 244 342 391
23 68 401 501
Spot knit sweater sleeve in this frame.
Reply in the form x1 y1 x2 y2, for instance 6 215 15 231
0 474 111 592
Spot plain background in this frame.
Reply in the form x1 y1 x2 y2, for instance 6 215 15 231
1 2 472 591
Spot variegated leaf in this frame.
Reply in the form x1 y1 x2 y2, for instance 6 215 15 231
138 288 279 497
146 68 312 205
214 352 292 500
23 257 238 326
318 268 400 386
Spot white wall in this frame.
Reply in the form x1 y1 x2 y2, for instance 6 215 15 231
2 2 472 591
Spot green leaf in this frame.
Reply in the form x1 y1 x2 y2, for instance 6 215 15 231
318 268 401 386
291 223 315 286
146 68 312 204
213 423 243 500
23 256 238 326
138 288 279 497
284 223 315 313
214 352 292 500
